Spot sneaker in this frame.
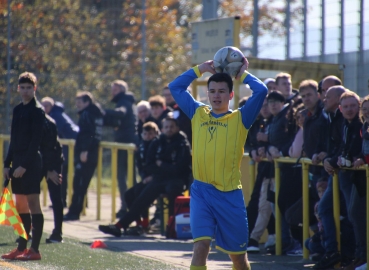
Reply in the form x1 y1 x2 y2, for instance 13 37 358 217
98 224 122 237
264 234 276 248
313 252 341 269
63 213 79 221
15 248 41 261
126 226 145 236
46 233 63 243
1 248 24 260
247 238 260 253
286 247 303 256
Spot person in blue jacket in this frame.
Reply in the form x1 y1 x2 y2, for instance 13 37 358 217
41 97 79 208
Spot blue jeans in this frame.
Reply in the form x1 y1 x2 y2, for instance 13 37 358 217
318 176 337 253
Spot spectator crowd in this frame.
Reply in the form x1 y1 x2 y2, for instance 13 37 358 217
2 68 368 270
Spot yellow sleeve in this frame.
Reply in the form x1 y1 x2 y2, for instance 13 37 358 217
192 66 202 78
240 71 250 82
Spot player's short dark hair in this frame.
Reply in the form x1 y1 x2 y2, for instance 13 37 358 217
149 95 166 108
76 91 94 104
18 72 37 86
207 73 233 93
267 91 285 103
143 121 159 133
162 112 179 127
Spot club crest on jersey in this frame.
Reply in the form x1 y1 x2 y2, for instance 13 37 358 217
208 126 216 142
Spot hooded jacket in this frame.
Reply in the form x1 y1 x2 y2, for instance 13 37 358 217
74 103 104 163
49 102 79 140
145 131 191 185
103 91 138 144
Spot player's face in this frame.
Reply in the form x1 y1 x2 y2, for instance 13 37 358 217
324 89 339 112
151 105 164 120
339 97 359 122
300 87 319 112
41 101 53 114
137 105 150 122
75 98 90 112
276 78 292 98
162 120 179 138
18 83 35 104
141 129 157 141
207 81 233 114
361 101 369 122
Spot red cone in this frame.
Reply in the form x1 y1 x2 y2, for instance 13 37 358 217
90 240 107 249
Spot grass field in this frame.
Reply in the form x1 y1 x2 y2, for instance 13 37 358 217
0 226 180 270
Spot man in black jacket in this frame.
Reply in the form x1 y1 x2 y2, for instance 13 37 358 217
40 114 64 243
63 92 103 221
98 116 191 237
103 80 138 218
2 72 45 260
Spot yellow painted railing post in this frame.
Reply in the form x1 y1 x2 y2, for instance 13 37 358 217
366 166 369 262
42 178 48 207
96 146 103 220
67 141 74 207
302 161 310 259
274 160 282 255
249 158 256 196
111 147 118 222
127 149 134 189
332 172 341 253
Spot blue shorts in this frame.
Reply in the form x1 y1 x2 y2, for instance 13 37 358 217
190 180 249 254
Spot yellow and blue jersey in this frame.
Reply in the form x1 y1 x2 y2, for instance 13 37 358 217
168 66 267 192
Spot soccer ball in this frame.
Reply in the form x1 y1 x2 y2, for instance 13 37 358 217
213 46 244 77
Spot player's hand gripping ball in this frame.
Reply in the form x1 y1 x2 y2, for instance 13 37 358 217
213 46 244 77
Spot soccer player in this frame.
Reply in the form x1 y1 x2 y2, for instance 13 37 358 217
168 59 267 270
2 72 45 260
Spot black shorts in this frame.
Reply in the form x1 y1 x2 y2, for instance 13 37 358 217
11 154 43 195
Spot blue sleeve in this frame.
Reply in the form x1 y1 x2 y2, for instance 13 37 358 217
168 68 204 120
240 73 268 129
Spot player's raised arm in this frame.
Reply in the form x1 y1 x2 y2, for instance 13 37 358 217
237 58 268 129
168 61 215 119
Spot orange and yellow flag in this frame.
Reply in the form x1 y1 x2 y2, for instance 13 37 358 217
0 188 28 240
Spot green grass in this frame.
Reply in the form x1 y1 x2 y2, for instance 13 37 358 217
0 226 180 270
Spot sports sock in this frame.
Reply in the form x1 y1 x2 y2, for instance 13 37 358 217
115 222 123 229
142 218 149 228
30 214 44 253
18 213 31 251
190 265 207 270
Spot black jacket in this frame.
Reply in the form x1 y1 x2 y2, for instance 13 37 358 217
49 102 79 140
145 132 191 183
75 103 104 162
245 115 272 153
268 104 295 156
172 104 192 145
103 92 138 144
330 115 363 168
4 98 45 170
40 114 64 172
326 109 344 158
136 138 157 179
303 100 328 159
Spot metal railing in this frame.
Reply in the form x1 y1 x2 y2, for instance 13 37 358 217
247 155 369 261
0 134 136 222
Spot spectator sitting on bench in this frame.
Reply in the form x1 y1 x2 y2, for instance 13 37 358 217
98 115 191 237
124 121 160 235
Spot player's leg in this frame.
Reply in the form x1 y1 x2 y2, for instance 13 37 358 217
190 181 216 269
229 253 251 270
47 177 63 242
26 193 43 255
